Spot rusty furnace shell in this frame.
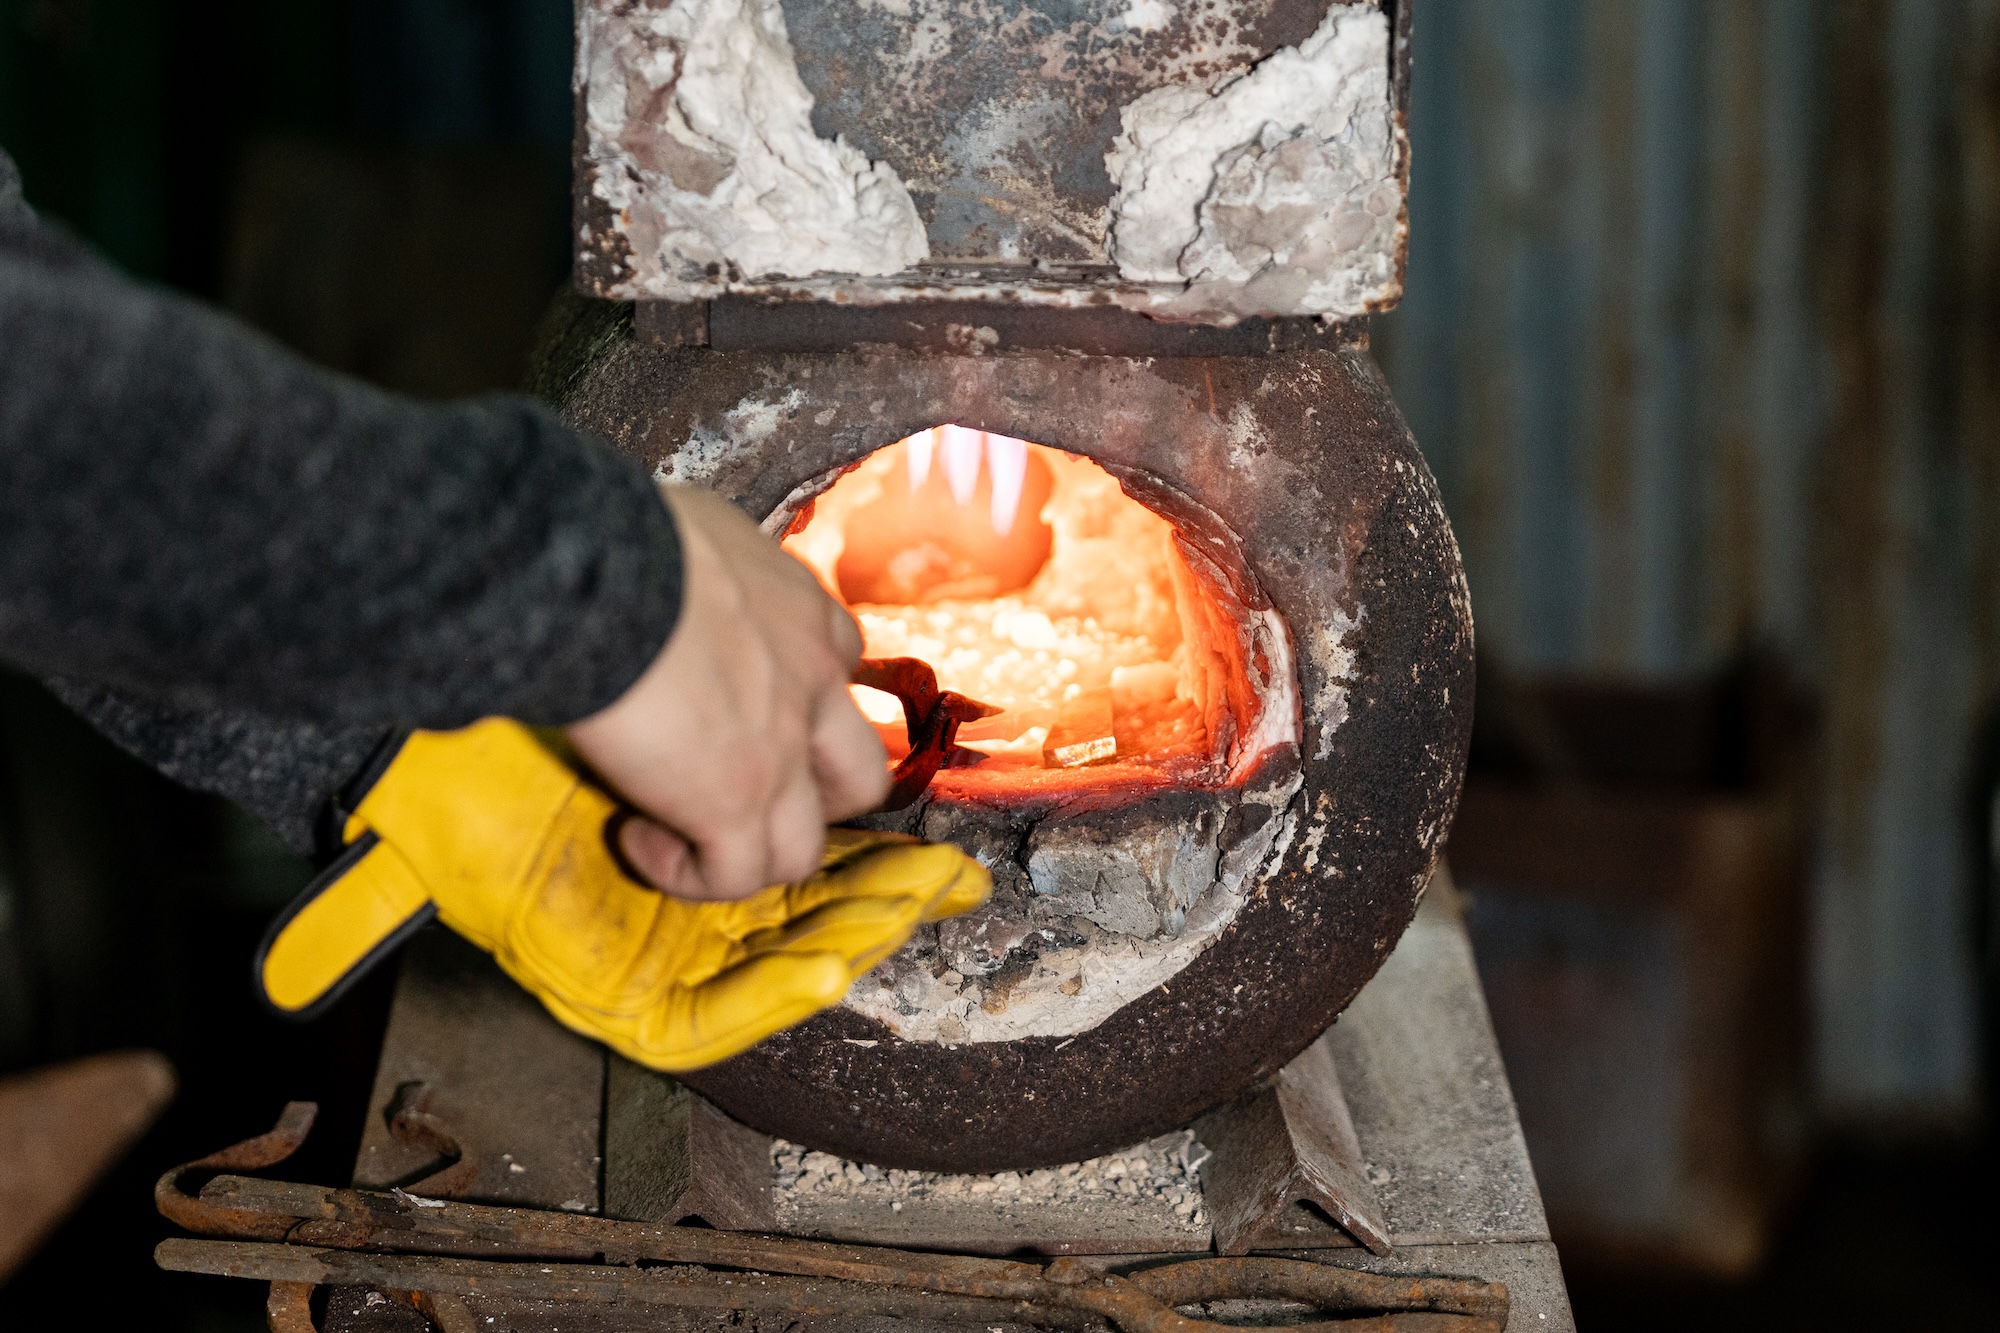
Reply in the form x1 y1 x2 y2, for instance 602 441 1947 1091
536 308 1473 1172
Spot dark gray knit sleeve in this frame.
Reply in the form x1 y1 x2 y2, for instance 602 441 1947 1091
0 168 681 731
41 678 391 856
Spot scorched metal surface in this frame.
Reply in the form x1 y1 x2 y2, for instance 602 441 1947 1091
531 303 1473 1172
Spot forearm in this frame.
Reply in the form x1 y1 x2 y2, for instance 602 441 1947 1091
0 211 680 729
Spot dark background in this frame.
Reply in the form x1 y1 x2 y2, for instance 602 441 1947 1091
0 3 576 1328
1 1 1996 1328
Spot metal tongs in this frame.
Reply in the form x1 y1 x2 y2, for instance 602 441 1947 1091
155 1103 1510 1333
855 657 1001 810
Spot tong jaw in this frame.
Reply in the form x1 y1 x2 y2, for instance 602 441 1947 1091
853 658 1001 811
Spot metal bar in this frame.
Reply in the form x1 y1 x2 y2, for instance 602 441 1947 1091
1196 1033 1392 1256
155 1101 319 1242
265 1280 318 1333
160 1239 1501 1333
698 298 1364 358
172 1174 1508 1333
1125 1258 1506 1322
162 1240 1092 1329
159 1098 1509 1333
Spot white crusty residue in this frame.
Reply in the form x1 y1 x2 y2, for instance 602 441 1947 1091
1118 0 1176 34
840 815 1281 1046
1104 3 1401 318
656 387 807 486
841 761 1302 1047
772 1129 1212 1235
1307 603 1363 760
582 0 929 293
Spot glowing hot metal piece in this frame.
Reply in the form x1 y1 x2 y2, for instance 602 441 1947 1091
940 424 983 506
852 657 1001 810
987 434 1028 536
905 427 935 491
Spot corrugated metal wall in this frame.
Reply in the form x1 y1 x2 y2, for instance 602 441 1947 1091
1379 0 2000 1124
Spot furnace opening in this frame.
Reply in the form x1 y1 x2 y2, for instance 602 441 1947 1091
783 427 1269 783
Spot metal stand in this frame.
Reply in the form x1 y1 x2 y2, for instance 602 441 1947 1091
1194 1036 1392 1256
598 1035 1387 1258
353 935 1389 1258
603 1055 775 1232
334 871 1576 1330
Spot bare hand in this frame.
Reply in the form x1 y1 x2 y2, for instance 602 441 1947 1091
564 486 889 900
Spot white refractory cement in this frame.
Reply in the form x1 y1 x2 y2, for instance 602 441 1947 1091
1105 3 1402 319
581 0 930 292
840 761 1303 1047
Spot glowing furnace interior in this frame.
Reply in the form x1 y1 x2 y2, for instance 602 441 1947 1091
783 426 1262 779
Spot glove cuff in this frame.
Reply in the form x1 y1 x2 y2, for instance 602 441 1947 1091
313 728 412 862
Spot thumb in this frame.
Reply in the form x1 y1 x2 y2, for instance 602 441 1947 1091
781 840 981 919
919 856 993 923
738 894 929 976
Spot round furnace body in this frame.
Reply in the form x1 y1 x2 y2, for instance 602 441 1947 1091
535 307 1473 1173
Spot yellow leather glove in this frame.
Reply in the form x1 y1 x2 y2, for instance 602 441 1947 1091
254 718 989 1071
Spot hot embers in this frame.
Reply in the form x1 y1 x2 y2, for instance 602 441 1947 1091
785 427 1268 780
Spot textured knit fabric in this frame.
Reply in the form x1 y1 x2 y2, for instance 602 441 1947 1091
0 149 683 852
40 676 392 855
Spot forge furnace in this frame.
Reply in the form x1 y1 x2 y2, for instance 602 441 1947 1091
156 5 1581 1329
546 0 1470 1176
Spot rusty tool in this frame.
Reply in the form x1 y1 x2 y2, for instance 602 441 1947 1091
382 1081 477 1198
854 656 1001 810
156 1103 1509 1333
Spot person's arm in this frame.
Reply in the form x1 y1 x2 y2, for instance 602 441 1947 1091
0 197 680 730
2 154 885 897
43 489 895 898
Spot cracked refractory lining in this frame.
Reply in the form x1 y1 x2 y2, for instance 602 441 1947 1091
582 1 1403 318
759 426 1315 1049
581 0 931 286
1106 3 1402 318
